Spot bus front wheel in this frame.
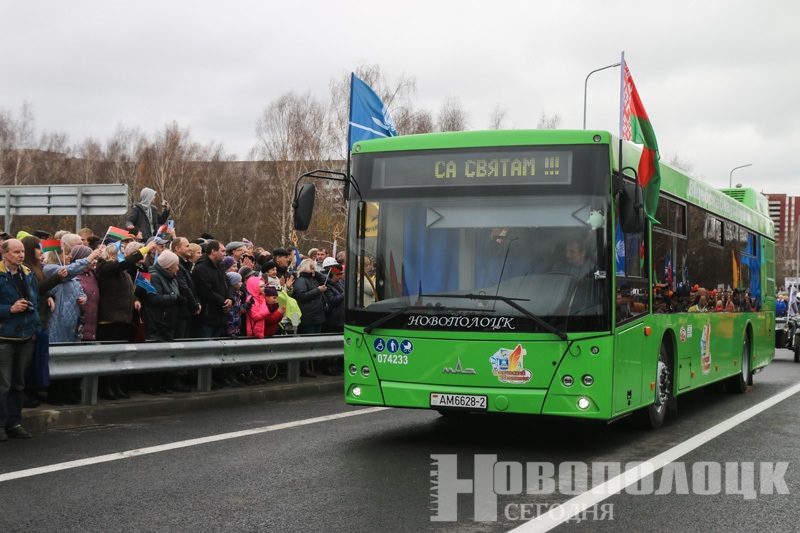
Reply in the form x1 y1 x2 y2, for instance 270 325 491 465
642 343 672 429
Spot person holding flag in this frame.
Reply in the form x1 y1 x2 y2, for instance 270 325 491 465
94 240 151 399
125 187 171 242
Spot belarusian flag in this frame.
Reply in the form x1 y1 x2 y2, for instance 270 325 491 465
621 58 661 223
107 226 129 239
40 239 62 252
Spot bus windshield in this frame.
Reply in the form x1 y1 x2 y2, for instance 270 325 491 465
347 193 611 333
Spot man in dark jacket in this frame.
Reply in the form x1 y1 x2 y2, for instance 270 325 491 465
191 240 230 338
125 187 170 241
0 239 40 440
171 237 201 339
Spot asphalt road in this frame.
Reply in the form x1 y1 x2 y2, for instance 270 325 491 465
2 349 799 533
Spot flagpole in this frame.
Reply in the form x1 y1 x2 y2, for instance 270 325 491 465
618 50 625 187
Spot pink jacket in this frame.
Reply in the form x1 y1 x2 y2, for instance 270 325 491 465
244 277 284 338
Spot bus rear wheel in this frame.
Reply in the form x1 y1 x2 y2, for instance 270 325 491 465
642 343 672 429
727 334 751 394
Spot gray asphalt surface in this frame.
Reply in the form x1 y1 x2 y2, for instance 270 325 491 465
1 350 798 533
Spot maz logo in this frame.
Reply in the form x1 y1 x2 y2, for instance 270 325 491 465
442 358 476 375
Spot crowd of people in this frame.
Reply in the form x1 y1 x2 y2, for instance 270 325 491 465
0 188 346 440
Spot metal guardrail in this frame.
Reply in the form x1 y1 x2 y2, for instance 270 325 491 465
47 334 344 405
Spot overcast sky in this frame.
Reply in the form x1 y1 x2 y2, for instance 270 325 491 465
2 1 798 194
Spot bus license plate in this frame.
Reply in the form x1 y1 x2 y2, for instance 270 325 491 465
430 393 487 410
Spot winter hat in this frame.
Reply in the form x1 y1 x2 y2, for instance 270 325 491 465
221 256 237 270
226 272 242 286
272 247 291 257
238 265 255 280
225 241 246 254
262 260 278 273
70 245 93 261
16 230 32 240
157 250 179 269
264 286 278 297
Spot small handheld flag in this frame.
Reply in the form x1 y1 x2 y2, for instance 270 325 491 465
107 226 129 240
113 241 126 262
156 224 168 238
40 239 62 253
135 271 157 294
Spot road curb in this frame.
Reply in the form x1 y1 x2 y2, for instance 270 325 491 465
22 376 343 432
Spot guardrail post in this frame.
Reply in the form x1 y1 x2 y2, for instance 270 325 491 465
82 376 98 405
286 361 300 382
197 368 212 392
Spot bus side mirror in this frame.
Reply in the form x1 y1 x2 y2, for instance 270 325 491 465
293 183 316 231
620 180 644 234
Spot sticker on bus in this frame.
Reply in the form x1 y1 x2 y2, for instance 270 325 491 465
489 344 532 384
430 393 487 410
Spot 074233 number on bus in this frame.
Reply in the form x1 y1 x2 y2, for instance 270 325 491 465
430 393 487 409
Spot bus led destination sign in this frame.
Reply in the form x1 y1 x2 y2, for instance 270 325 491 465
372 148 573 189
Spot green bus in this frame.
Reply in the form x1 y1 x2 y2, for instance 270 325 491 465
294 129 775 428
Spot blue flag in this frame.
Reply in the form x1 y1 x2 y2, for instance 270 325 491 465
348 73 398 150
294 246 302 270
114 241 126 262
135 271 157 294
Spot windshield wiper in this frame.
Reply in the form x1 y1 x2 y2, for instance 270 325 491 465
424 293 568 341
363 303 486 334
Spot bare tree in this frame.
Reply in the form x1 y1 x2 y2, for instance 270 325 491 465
252 91 335 248
394 107 436 135
665 153 694 174
488 105 507 130
137 122 207 226
537 112 561 130
437 95 469 132
0 102 37 186
105 124 145 194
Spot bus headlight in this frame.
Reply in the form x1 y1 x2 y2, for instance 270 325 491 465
577 397 590 410
562 375 574 387
361 366 371 378
582 375 594 386
349 364 358 375
353 386 362 397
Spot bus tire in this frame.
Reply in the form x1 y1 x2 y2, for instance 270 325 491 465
642 343 672 429
727 333 751 394
794 341 799 363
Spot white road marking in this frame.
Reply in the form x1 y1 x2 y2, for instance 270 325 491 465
0 407 389 483
508 381 800 533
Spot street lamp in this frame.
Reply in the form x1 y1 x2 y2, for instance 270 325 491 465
729 163 752 188
583 62 621 129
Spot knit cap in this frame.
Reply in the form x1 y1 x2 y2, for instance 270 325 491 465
157 250 179 269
